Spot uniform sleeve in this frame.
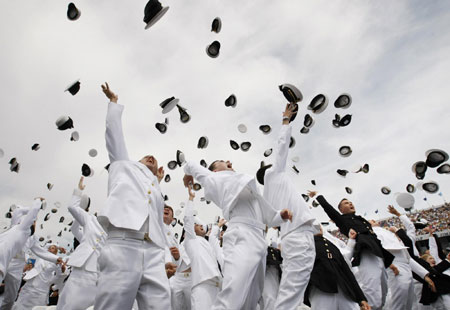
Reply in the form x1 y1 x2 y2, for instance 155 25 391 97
208 225 224 268
410 257 429 279
30 240 59 264
18 199 42 231
272 125 291 173
428 235 443 264
67 189 89 227
399 215 416 243
106 102 129 162
71 220 84 242
183 201 196 241
316 195 347 234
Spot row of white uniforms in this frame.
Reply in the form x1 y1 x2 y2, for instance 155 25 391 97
56 188 107 310
373 226 430 310
93 101 171 310
184 160 287 310
262 124 316 310
1 203 60 310
183 200 223 310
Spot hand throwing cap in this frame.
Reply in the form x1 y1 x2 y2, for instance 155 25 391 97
206 41 221 58
143 0 169 30
67 3 81 21
160 97 179 114
65 80 80 95
56 116 74 131
334 94 352 109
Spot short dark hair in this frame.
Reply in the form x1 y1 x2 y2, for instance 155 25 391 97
208 160 220 171
338 198 348 211
164 205 174 216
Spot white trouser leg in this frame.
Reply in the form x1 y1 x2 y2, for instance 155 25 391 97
56 267 98 310
275 230 315 310
260 265 280 310
0 258 23 310
309 286 359 310
94 238 171 310
170 272 192 310
386 261 415 310
191 279 220 310
12 283 48 310
212 224 266 310
357 252 387 310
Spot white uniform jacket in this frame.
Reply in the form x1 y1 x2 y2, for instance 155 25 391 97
183 201 222 288
183 162 284 227
66 189 107 272
263 125 315 237
99 101 166 249
208 225 224 269
0 199 41 274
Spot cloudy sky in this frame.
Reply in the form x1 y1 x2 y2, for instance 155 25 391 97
1 0 450 247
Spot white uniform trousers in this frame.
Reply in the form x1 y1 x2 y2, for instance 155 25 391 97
170 271 192 310
94 237 171 310
191 278 220 310
259 264 280 310
12 284 48 310
356 252 388 310
0 258 23 310
386 260 415 310
309 286 359 310
56 267 98 310
274 229 315 310
212 224 266 310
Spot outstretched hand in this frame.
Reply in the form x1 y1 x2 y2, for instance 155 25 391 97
101 82 118 103
187 184 195 201
282 103 296 124
156 166 165 183
307 190 317 198
387 205 400 217
183 174 194 187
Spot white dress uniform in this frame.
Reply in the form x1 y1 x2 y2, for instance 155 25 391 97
183 200 222 310
1 204 60 310
373 227 430 310
0 199 42 283
12 257 66 310
166 224 192 310
94 101 170 310
184 161 286 310
57 189 107 310
259 230 281 310
263 125 316 310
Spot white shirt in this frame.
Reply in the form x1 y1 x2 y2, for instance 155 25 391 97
183 161 284 227
67 189 107 272
183 200 221 288
0 199 41 274
98 102 166 249
264 125 315 238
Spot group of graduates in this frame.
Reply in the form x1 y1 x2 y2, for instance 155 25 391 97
1 82 449 310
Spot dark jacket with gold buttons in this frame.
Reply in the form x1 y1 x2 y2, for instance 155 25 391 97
304 235 367 306
316 195 394 267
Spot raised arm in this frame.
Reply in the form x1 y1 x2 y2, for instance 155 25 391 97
183 185 197 241
18 199 42 231
209 219 225 268
388 205 416 243
103 82 129 162
11 206 29 226
315 195 346 232
272 104 296 172
30 239 59 264
67 189 88 227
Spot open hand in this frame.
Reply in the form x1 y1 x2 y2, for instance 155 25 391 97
156 166 165 183
282 103 296 123
101 82 118 103
349 228 357 240
387 205 400 217
307 190 317 198
187 184 195 201
183 174 194 187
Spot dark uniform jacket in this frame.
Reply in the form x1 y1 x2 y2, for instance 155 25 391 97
304 235 367 306
316 195 394 267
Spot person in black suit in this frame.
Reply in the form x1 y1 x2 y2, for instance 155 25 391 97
304 226 371 310
308 191 394 310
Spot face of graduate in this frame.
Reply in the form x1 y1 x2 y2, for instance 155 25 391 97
139 155 158 175
163 207 174 225
338 199 355 214
426 256 436 267
48 245 58 255
212 160 234 172
194 224 206 236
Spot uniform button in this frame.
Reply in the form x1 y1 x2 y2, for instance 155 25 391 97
148 190 152 194
326 249 330 252
167 232 170 236
92 246 96 250
325 243 328 246
152 183 155 186
96 239 100 242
